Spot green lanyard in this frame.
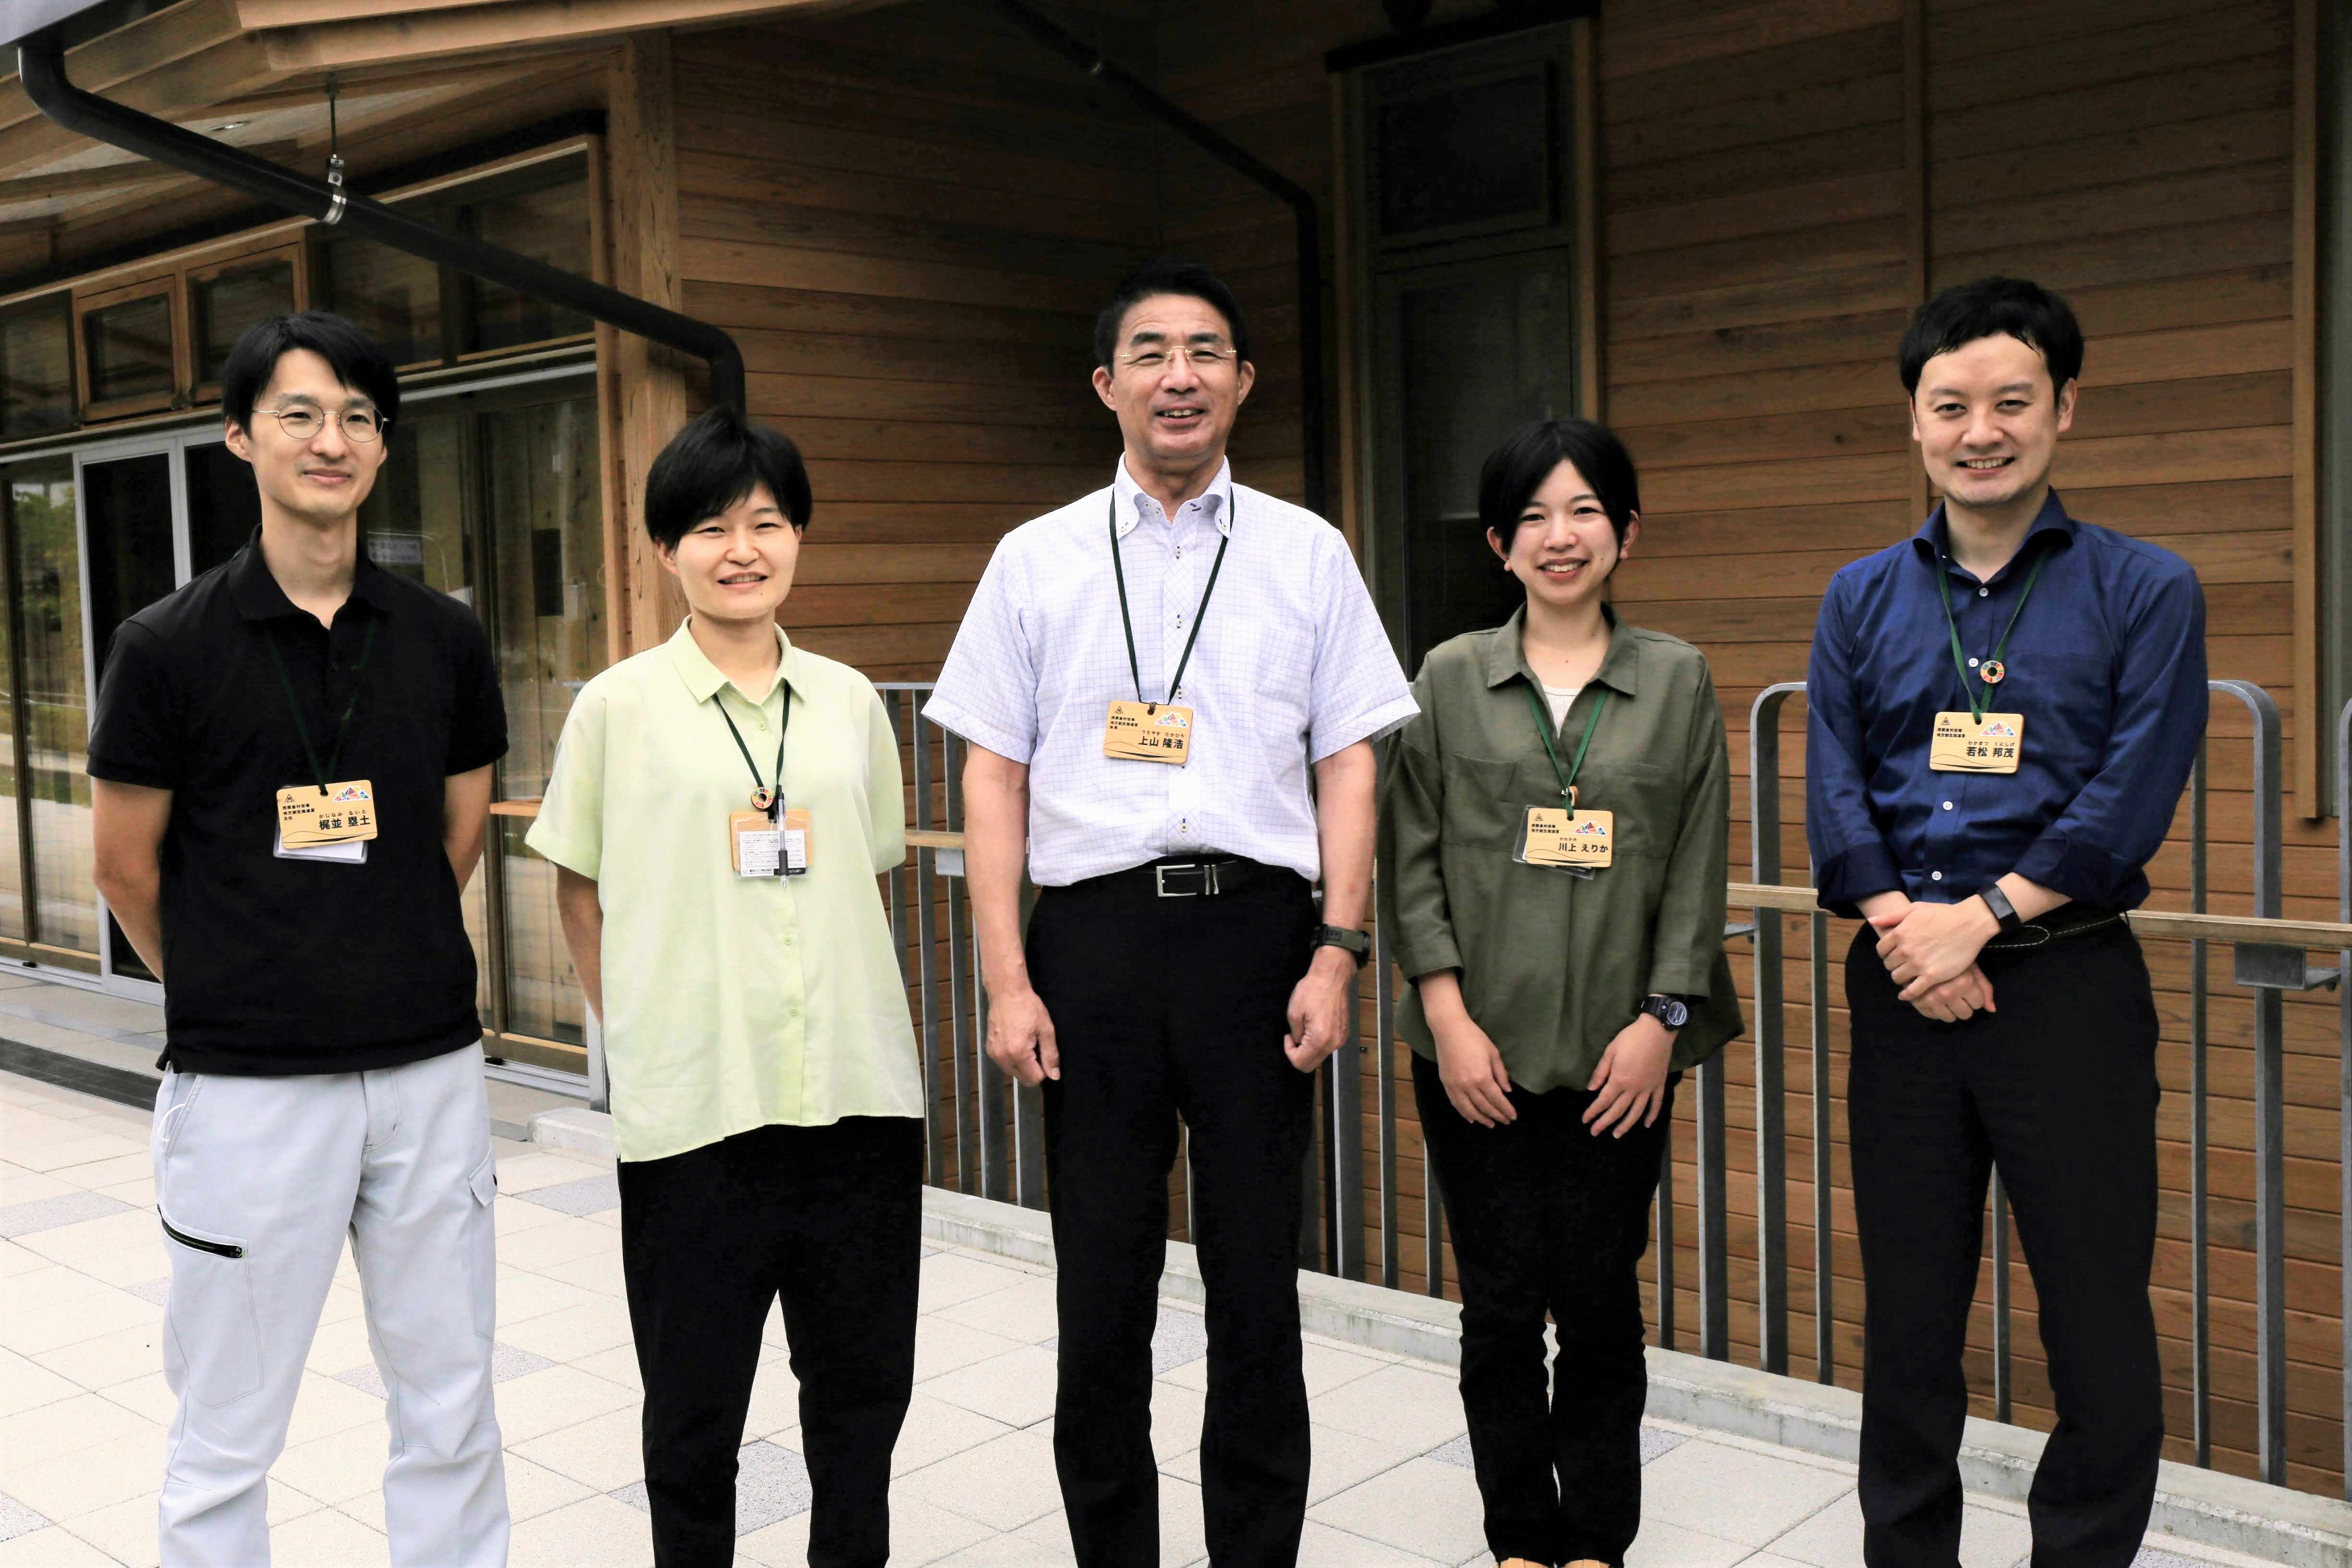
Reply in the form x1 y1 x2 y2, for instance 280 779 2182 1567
263 617 380 794
1933 546 2049 722
1109 494 1231 709
1521 681 1609 814
715 686 790 818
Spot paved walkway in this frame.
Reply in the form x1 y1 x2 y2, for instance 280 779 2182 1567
0 1070 2292 1567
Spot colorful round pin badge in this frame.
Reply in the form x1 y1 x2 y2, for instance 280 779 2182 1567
1980 659 2006 685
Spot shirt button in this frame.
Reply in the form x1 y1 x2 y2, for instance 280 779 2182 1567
1977 586 1989 597
784 932 795 945
1942 801 1954 811
1930 871 1944 881
1967 657 1979 667
1175 546 1184 558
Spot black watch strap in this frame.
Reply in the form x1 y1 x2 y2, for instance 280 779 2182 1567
1978 882 2023 933
1314 924 1370 967
1640 994 1690 1030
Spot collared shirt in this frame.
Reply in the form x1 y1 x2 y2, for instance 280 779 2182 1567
1804 491 2206 916
1377 608 1741 1093
87 529 506 1075
526 621 919 1164
924 458 1417 886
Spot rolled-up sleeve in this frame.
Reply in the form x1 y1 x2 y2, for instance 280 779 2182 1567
922 543 1039 764
1806 571 1903 917
864 685 908 875
1306 528 1418 761
2010 563 2205 907
1375 674 1459 981
1648 661 1732 997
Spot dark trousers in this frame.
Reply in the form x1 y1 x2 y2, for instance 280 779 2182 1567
1413 1052 1675 1568
1030 863 1320 1568
1846 923 2164 1567
617 1117 922 1568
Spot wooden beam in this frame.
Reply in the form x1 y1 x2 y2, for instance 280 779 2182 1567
1901 0 1928 538
240 0 522 24
0 0 247 138
2290 0 2321 818
262 0 843 73
0 33 287 181
602 31 689 655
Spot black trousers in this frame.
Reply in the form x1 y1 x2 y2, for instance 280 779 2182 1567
617 1117 922 1568
1413 1052 1675 1568
1030 862 1320 1568
1846 923 2163 1567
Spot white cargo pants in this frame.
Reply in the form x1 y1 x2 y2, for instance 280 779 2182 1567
151 1041 509 1568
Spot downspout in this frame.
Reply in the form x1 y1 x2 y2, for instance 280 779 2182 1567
989 0 1329 521
15 33 746 412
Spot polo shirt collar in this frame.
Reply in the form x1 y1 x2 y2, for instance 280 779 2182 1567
229 526 399 622
1910 488 2076 583
1484 603 1641 698
665 617 799 706
1112 455 1233 539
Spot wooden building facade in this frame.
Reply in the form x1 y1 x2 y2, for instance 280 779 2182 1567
0 0 2341 1499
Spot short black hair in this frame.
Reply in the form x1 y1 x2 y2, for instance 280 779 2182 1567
643 404 813 550
219 311 400 438
1478 418 1640 546
1093 256 1251 370
1898 276 2084 396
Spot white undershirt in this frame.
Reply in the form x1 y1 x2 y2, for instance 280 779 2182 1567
1542 683 1582 729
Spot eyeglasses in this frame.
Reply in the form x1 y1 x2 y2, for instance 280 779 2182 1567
258 405 385 443
1117 343 1237 373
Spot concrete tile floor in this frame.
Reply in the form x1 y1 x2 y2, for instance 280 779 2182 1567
0 1070 2298 1568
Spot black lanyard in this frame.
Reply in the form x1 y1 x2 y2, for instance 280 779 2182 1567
715 684 790 818
1932 545 2049 723
1109 493 1231 710
263 617 380 794
1521 681 1609 813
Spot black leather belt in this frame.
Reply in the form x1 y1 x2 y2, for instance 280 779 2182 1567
1092 855 1264 899
1982 902 2125 951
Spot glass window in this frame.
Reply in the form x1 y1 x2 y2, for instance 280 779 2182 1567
9 459 91 957
462 175 592 353
192 255 297 388
82 287 176 408
325 238 444 367
1371 70 1552 241
0 298 74 439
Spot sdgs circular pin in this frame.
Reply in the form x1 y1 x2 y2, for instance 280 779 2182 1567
1979 659 2006 685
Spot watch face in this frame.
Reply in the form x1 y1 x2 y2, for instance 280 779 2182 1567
1651 997 1688 1028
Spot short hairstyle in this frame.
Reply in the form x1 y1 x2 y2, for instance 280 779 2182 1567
1093 256 1251 370
219 311 401 438
643 404 813 550
1898 275 2085 396
1478 418 1641 547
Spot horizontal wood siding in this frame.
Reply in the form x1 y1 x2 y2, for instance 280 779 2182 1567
668 4 1148 680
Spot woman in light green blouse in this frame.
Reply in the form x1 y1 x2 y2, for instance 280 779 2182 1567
1376 417 1740 1568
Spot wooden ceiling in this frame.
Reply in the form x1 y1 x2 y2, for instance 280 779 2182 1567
0 0 861 261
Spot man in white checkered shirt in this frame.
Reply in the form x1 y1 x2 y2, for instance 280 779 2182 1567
925 257 1414 1568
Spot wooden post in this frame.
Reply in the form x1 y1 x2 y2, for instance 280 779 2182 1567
603 30 688 656
2291 0 2321 818
1901 0 1929 537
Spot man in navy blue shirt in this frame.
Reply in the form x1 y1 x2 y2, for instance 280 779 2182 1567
1806 277 2204 1564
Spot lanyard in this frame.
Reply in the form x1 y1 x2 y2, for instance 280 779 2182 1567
1109 494 1231 709
263 617 380 793
1522 681 1609 811
1933 545 2049 722
715 684 790 817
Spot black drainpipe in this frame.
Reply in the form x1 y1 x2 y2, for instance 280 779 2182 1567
15 33 746 412
990 0 1329 521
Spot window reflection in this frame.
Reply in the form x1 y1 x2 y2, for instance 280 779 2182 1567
324 240 443 367
84 292 175 406
464 180 592 352
6 461 92 956
193 258 296 387
0 298 74 439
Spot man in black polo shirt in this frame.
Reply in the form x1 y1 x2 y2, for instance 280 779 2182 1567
89 313 510 1568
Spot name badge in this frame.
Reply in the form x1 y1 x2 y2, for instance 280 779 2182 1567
276 780 378 848
1929 711 2024 774
1516 802 1614 872
1103 700 1193 765
730 808 813 877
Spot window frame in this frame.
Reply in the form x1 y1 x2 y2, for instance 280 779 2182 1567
72 273 183 423
186 242 309 405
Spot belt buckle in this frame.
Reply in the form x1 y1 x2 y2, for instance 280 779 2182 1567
1154 862 1218 898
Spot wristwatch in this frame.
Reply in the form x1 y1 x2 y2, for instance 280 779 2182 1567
1313 924 1370 968
1639 994 1689 1030
1977 882 2024 935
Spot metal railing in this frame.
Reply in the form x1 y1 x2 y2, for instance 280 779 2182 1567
874 679 2352 1500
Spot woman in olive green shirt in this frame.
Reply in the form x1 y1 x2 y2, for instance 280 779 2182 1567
1376 417 1740 1568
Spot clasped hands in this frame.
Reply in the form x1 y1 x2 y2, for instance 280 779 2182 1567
1867 893 2000 1023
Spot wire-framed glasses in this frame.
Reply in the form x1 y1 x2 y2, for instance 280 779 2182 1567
1117 342 1237 373
258 404 385 443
